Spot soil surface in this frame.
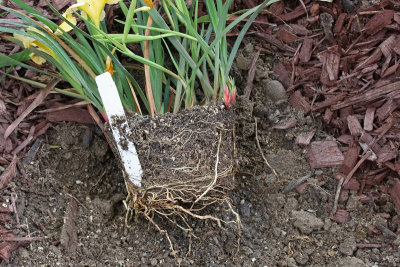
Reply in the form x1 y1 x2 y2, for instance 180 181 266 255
3 43 400 267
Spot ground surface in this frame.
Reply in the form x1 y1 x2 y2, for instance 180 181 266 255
1 0 400 266
2 43 400 267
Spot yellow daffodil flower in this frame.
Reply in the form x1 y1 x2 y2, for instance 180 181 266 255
58 0 153 33
14 26 57 65
58 0 120 32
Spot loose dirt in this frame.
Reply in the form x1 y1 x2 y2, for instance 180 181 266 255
3 43 400 267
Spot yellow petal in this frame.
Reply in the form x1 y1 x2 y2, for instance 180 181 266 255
29 53 46 65
105 47 116 75
27 25 52 33
56 14 77 34
14 26 57 64
134 6 151 12
75 0 107 27
105 56 115 75
32 40 57 60
61 0 119 28
64 2 86 15
143 0 153 9
13 33 34 48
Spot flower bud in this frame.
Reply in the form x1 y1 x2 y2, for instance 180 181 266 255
223 84 230 109
230 88 236 105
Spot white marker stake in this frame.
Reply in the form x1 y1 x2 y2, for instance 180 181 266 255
95 72 142 187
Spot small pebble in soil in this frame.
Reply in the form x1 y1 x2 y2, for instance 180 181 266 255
150 258 158 266
287 257 298 267
342 0 355 13
371 248 380 262
339 236 357 256
264 80 287 104
49 245 62 258
240 202 252 218
335 256 365 267
284 197 299 211
291 210 324 234
18 247 29 259
323 218 332 231
346 194 361 211
264 173 277 186
272 227 282 238
82 127 93 148
393 236 400 247
82 247 95 259
293 251 309 265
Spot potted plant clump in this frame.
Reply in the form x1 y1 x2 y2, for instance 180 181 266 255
0 0 277 260
104 1 277 259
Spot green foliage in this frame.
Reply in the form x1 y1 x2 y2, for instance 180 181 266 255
0 0 279 116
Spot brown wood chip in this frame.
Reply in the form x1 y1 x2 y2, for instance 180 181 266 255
376 99 400 122
390 179 400 212
46 107 94 124
332 80 400 110
364 107 375 131
288 24 311 36
289 91 311 113
312 93 347 112
273 62 291 88
354 49 382 72
318 50 340 86
347 115 363 136
330 209 349 223
4 78 60 139
307 141 344 168
276 28 298 44
254 33 296 53
295 130 316 146
0 155 17 190
377 143 398 163
343 178 360 190
364 10 394 35
299 37 313 63
340 145 361 175
278 5 308 22
334 13 347 34
272 119 297 130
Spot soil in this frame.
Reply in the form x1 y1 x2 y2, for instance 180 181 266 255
3 43 400 267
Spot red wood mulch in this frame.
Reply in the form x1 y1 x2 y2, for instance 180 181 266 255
256 0 400 226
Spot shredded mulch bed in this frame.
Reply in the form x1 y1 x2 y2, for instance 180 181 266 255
254 0 400 226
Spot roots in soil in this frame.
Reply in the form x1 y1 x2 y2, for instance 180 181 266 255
110 106 241 262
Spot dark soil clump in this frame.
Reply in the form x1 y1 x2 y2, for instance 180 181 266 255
127 105 235 190
121 106 240 261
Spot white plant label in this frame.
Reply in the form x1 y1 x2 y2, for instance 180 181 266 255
95 72 142 187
